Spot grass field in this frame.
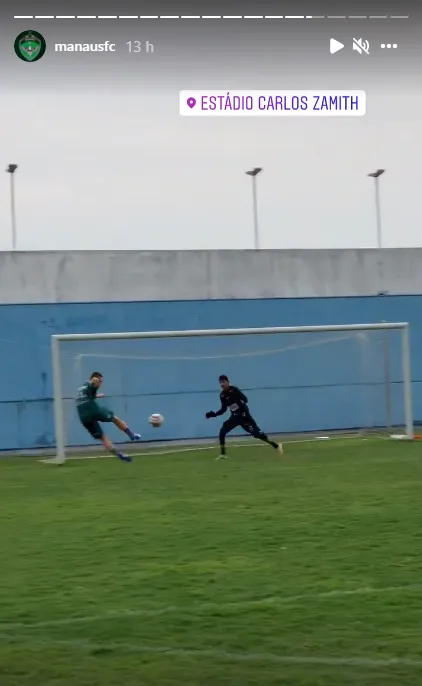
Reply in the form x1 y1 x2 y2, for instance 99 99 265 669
1 438 422 685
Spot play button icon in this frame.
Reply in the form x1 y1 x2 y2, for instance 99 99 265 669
330 38 344 54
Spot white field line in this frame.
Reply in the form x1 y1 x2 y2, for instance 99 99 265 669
1 584 421 631
0 636 421 669
40 434 380 462
68 441 256 459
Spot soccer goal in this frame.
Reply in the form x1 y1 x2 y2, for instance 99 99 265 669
50 322 413 463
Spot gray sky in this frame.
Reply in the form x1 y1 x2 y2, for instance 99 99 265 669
1 4 420 250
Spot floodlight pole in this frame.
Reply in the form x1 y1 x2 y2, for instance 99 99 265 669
245 167 262 249
368 168 385 249
6 164 18 251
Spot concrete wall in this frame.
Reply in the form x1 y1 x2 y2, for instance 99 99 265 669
3 249 422 303
0 295 421 451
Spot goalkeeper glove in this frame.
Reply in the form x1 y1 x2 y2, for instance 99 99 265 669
206 411 216 419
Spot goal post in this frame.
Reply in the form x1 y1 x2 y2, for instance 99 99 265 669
50 322 413 463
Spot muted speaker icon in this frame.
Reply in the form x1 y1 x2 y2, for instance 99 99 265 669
353 37 370 54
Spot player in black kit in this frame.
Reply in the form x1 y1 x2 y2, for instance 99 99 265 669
205 375 283 459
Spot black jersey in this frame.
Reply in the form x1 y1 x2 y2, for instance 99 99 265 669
216 386 249 417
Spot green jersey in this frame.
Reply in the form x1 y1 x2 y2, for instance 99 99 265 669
76 381 114 423
76 381 99 419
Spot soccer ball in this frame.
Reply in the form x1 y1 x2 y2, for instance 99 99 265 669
149 413 164 428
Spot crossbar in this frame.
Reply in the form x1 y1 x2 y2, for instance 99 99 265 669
53 322 408 342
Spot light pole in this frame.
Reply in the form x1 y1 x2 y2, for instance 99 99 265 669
368 168 385 249
6 164 18 251
245 167 262 249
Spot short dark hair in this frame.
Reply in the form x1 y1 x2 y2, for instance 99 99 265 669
90 372 103 380
219 375 229 382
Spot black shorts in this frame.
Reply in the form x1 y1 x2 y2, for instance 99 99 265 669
221 413 261 435
79 410 114 440
81 418 104 440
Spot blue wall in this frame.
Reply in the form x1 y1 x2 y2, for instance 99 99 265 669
0 295 421 450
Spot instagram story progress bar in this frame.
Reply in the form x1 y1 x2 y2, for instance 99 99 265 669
180 91 366 117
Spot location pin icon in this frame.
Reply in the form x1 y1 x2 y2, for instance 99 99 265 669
187 97 196 109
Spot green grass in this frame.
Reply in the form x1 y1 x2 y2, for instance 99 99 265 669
1 438 422 685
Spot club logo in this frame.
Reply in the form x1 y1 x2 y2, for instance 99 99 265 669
14 30 46 62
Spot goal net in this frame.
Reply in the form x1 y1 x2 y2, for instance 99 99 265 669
51 323 413 462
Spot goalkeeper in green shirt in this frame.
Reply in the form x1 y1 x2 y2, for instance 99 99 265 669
76 372 141 463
